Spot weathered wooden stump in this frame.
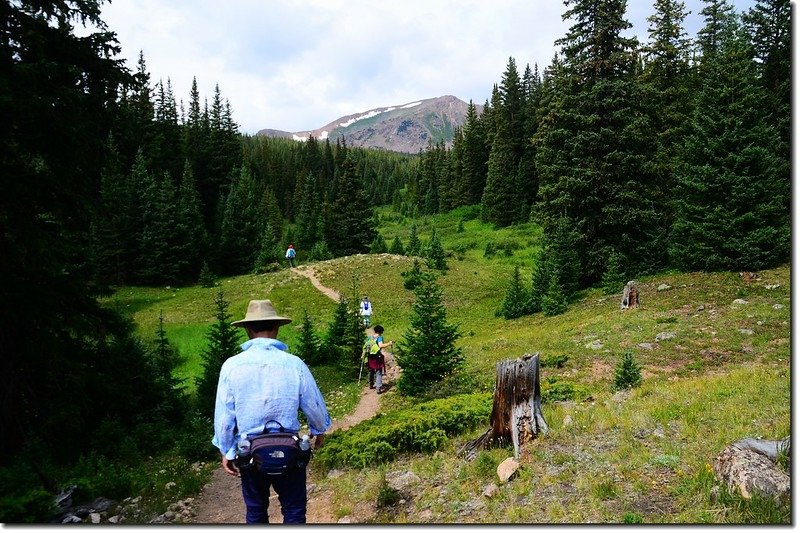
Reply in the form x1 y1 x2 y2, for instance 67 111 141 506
459 353 548 460
621 281 640 309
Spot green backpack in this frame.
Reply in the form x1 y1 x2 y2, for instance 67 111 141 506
362 336 381 362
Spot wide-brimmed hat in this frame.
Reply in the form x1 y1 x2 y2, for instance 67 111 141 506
231 300 292 327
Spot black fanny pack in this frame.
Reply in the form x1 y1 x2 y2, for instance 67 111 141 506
237 421 311 475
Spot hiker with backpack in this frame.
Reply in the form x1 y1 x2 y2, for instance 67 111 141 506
285 244 296 268
360 295 373 327
364 325 392 394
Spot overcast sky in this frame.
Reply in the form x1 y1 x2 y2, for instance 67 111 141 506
94 0 758 135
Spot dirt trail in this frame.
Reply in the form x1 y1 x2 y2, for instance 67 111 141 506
191 266 395 524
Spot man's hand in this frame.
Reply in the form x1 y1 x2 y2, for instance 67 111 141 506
313 434 325 450
221 456 239 477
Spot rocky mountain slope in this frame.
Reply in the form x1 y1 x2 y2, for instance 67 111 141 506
257 95 481 153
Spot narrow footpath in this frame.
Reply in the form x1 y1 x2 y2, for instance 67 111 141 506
191 266 396 524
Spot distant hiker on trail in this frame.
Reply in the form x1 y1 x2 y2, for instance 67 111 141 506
360 295 373 327
212 299 331 524
365 325 393 394
285 244 296 268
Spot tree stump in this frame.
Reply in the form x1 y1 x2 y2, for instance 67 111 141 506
621 281 640 309
459 353 548 460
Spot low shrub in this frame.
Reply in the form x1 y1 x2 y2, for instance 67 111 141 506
540 354 569 369
315 393 492 469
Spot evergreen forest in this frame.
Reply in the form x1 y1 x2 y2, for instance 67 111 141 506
0 0 790 523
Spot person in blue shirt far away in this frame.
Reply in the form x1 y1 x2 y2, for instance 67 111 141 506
212 299 331 524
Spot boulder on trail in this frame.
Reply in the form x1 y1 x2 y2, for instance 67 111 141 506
713 437 790 503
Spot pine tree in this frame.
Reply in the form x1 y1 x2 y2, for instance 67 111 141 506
370 233 388 254
217 167 263 274
397 272 463 395
323 154 376 257
498 266 529 319
136 169 183 285
534 0 664 283
322 295 352 365
402 258 425 290
424 227 448 271
459 100 489 206
670 9 789 270
174 161 207 282
407 224 421 256
601 252 626 295
150 311 187 420
640 0 693 232
195 292 242 417
389 236 406 255
295 310 321 365
541 270 569 317
612 350 642 391
480 57 526 227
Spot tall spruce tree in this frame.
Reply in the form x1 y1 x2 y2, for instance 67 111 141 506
498 265 529 319
534 0 664 283
481 57 526 227
641 0 693 218
217 167 264 274
459 100 489 206
0 0 181 466
323 154 376 257
195 292 242 417
397 272 463 396
670 6 789 270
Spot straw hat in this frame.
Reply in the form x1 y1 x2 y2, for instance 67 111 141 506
231 300 292 327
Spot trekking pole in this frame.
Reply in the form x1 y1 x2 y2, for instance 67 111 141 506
358 359 364 384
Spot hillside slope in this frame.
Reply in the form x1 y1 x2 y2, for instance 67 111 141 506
110 209 790 524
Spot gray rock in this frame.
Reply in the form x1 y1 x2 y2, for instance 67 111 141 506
337 516 352 523
163 511 176 520
107 515 121 524
773 304 784 310
764 284 780 290
655 331 676 342
327 469 344 479
585 339 604 350
638 342 655 350
165 481 177 490
563 414 574 427
697 305 705 311
483 483 499 498
738 329 754 335
653 426 666 439
89 513 101 524
386 471 421 492
657 284 671 291
732 299 748 305
61 515 82 524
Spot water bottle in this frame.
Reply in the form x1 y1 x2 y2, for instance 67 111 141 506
238 433 251 455
299 434 311 451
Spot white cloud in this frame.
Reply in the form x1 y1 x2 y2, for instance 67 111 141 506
94 0 756 134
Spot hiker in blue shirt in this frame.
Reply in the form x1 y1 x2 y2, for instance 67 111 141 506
212 299 331 524
285 244 296 268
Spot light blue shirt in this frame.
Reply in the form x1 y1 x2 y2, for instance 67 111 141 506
212 337 331 460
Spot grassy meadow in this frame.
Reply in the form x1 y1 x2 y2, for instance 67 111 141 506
104 206 790 523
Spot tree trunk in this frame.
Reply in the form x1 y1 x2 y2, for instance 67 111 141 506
460 353 548 459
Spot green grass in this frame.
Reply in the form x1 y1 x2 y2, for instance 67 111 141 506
106 206 791 524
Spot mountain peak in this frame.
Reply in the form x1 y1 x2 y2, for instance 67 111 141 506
256 95 481 153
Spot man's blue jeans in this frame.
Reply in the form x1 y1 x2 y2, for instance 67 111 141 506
240 464 307 523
